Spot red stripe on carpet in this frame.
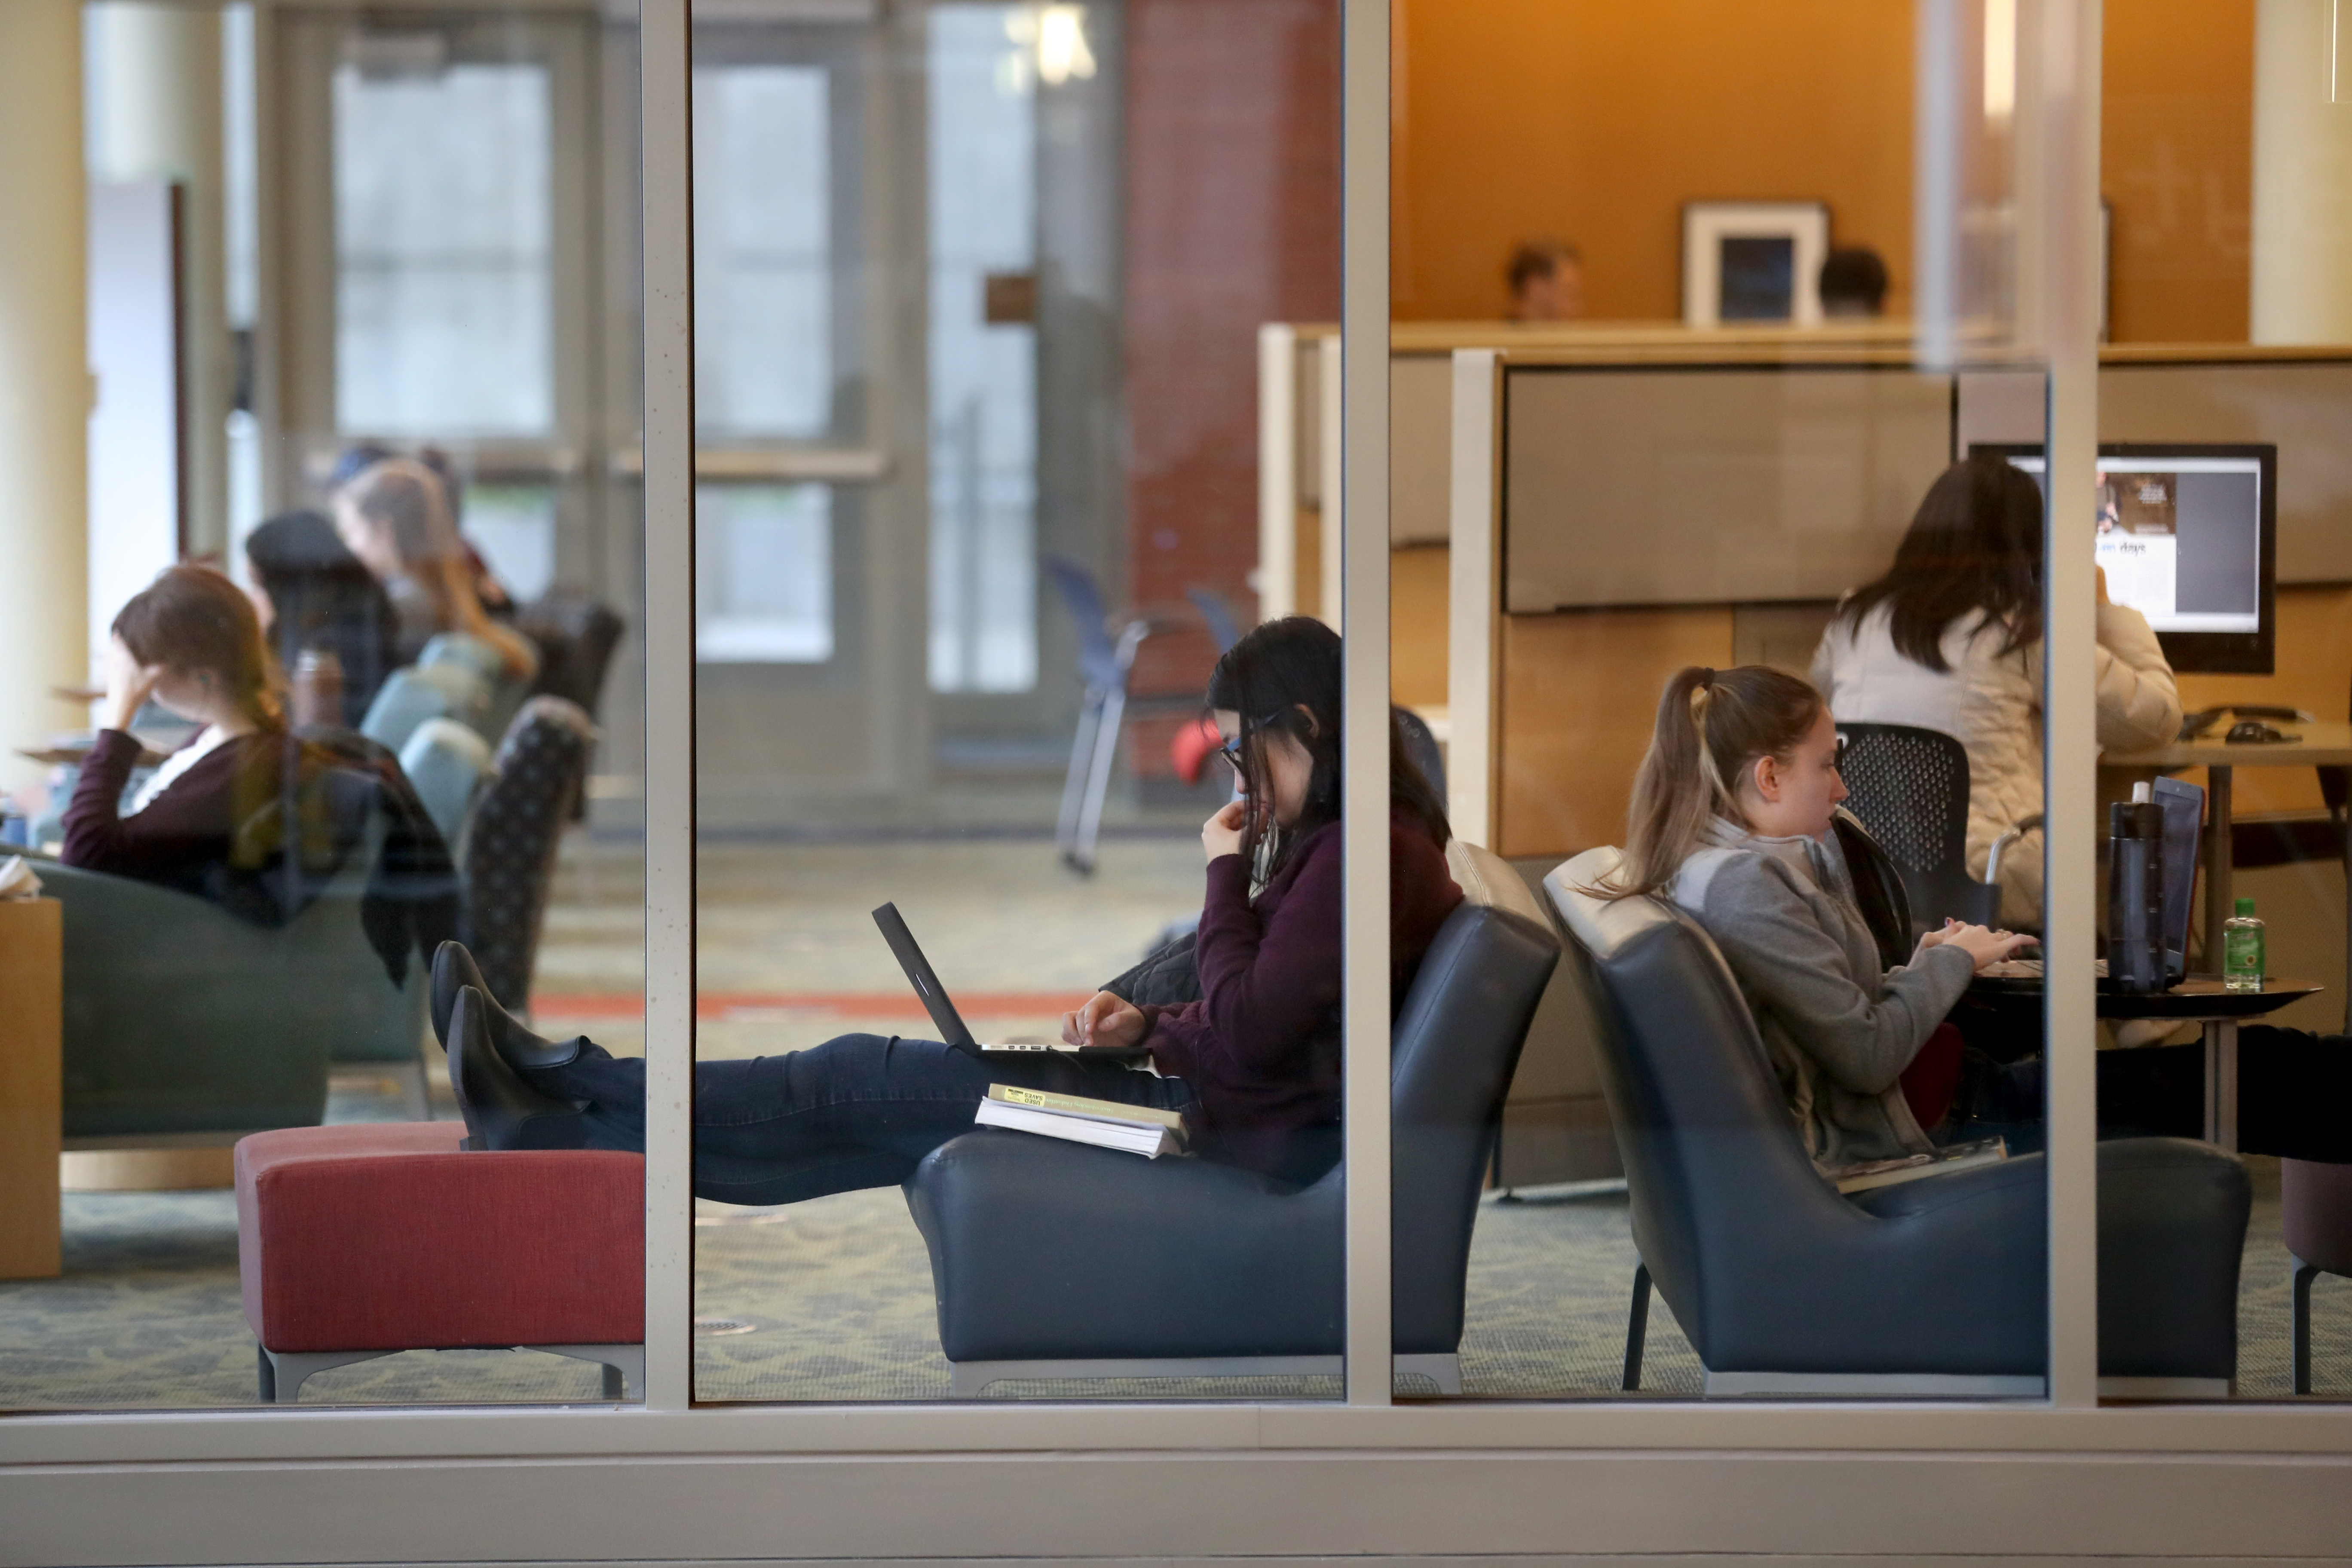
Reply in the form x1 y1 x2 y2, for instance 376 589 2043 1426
532 992 1092 1022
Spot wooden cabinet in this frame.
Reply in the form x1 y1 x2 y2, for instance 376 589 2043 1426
0 897 61 1279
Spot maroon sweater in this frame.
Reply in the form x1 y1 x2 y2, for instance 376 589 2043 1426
61 728 288 894
1140 806 1464 1181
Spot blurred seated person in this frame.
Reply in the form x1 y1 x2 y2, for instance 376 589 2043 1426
1818 246 1889 318
243 508 399 727
1506 239 1584 322
333 457 538 682
1811 456 2180 928
62 564 458 974
1590 666 2036 1172
333 442 518 622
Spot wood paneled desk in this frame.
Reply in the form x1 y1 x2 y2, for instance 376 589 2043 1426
2106 722 2352 1032
0 897 62 1279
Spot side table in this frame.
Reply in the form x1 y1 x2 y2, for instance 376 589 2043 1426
1969 974 2320 1151
0 897 61 1279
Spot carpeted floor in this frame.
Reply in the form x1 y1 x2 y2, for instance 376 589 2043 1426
7 836 2349 1408
5 1155 2346 1408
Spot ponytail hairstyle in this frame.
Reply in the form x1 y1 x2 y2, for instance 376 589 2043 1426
1203 616 1450 880
113 564 288 733
1598 664 1825 899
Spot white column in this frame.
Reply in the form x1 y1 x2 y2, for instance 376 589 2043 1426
2252 0 2352 342
639 0 696 1413
2030 0 2106 1410
86 1 230 560
1339 0 1391 1408
1256 324 1296 621
1445 349 1497 849
0 0 90 796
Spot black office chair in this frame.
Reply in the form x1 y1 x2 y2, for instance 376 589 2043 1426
517 593 625 721
1396 707 1447 802
1834 722 2040 934
902 842 1560 1396
1545 848 2250 1396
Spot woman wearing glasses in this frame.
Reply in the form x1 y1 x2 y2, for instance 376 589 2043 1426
433 616 1462 1200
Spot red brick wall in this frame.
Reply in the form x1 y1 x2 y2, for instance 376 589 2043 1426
1123 0 1340 775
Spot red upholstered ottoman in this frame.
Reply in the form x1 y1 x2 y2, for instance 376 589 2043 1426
236 1122 644 1403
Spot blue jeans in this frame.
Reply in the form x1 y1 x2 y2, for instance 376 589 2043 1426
533 1032 1198 1206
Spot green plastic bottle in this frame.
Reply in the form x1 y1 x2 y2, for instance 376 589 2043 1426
2222 896 2266 993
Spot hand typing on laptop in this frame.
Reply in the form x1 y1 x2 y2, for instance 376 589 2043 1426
1916 918 2039 972
1061 991 1150 1051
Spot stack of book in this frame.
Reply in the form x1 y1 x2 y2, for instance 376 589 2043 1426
1831 1136 2007 1194
973 1083 1188 1158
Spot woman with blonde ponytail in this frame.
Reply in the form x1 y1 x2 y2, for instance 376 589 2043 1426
1604 665 2036 1172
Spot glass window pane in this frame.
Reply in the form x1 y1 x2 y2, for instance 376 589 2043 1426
2096 0 2352 1404
928 4 1037 695
0 6 644 1411
696 483 833 664
695 64 832 440
1391 0 2050 1400
334 55 554 437
686 0 1344 1405
463 483 558 604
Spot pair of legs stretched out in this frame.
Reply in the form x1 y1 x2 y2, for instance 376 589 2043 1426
431 942 1195 1206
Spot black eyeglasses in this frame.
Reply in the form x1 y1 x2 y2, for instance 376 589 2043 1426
1217 713 1288 775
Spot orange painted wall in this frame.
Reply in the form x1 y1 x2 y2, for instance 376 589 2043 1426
1391 0 1915 322
1393 0 2256 342
2102 0 2254 343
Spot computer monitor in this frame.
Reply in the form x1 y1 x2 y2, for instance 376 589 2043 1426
1969 442 2277 674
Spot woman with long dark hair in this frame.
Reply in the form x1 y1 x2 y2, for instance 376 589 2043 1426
243 508 401 727
1811 455 2179 927
433 616 1464 1199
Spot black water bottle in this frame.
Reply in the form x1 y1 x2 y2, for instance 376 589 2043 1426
2106 793 2166 993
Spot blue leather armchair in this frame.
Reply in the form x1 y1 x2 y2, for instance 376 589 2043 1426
420 631 534 744
1546 847 2251 1397
398 717 493 854
360 664 488 754
902 842 1561 1396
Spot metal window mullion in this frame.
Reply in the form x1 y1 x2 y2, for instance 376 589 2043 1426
1339 0 1391 1409
638 0 695 1414
2034 0 2105 1412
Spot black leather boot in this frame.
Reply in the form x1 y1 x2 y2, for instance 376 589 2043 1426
448 986 590 1153
430 940 581 1070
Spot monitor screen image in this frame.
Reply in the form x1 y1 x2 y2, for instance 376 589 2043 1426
1970 443 2276 674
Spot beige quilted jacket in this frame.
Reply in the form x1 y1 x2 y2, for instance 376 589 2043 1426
1811 600 2181 928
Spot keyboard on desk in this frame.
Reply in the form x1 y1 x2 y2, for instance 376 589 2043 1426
1978 958 2108 981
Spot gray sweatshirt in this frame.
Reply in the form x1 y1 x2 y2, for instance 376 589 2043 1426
1670 818 1976 1171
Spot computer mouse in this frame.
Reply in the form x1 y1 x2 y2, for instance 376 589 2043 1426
2224 719 2293 744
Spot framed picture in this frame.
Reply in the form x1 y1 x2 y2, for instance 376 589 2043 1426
1681 200 1832 327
